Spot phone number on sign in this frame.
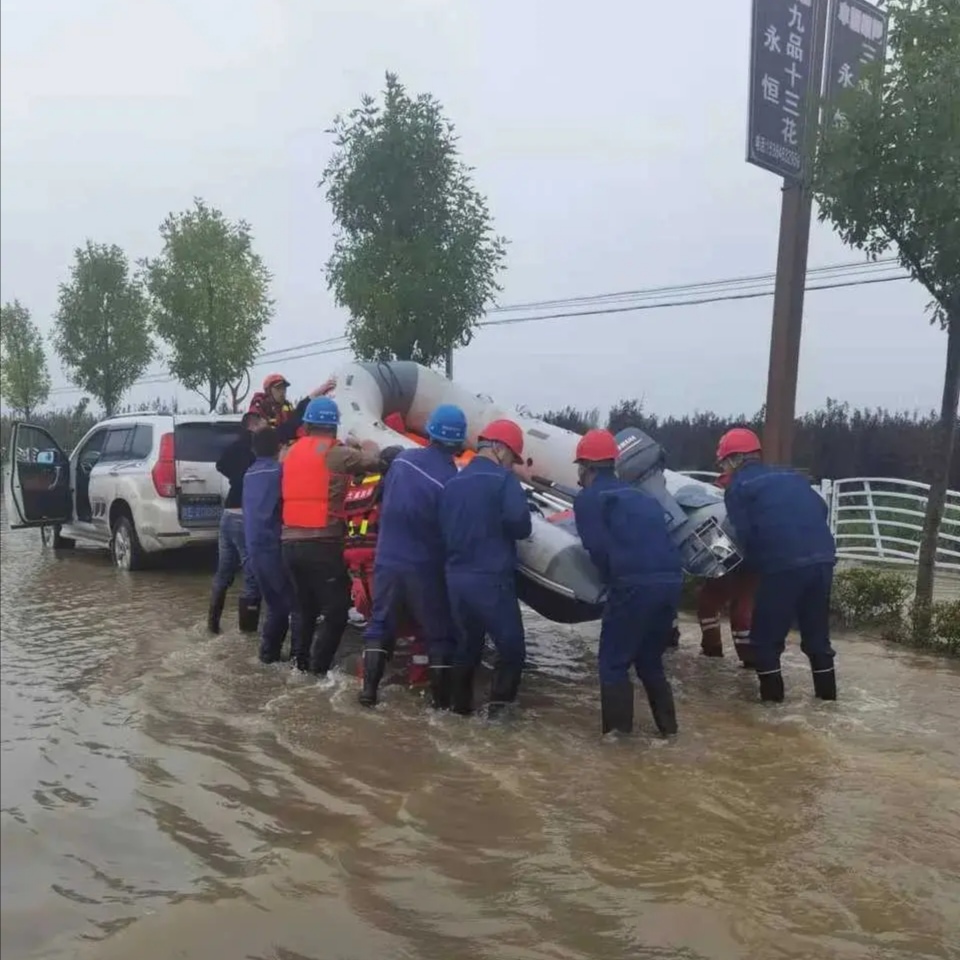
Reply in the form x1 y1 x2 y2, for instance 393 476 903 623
753 135 800 171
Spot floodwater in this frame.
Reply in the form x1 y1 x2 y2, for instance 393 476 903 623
2 518 959 960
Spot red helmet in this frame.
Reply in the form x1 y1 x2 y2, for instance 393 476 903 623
263 373 290 391
574 429 619 463
479 419 524 460
716 428 762 462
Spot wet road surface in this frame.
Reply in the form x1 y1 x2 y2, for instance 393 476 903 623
2 515 959 960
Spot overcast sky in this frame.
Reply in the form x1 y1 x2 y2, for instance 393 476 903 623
0 0 945 420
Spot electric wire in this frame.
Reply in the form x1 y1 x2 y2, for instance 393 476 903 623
45 260 913 398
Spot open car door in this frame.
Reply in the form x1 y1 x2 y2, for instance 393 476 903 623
4 422 73 529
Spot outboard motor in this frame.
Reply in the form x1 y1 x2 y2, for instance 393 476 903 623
613 427 742 579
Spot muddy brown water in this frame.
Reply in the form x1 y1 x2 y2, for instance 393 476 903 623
2 516 959 960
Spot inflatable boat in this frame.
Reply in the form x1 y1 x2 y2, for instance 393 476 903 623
331 361 743 624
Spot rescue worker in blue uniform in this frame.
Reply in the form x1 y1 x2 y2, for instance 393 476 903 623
242 427 295 664
440 419 533 717
358 404 466 710
572 428 683 736
716 428 838 703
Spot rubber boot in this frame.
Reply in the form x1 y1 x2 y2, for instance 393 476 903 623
238 596 261 634
487 663 523 718
600 682 634 735
358 649 388 707
641 677 678 736
450 665 476 716
733 636 756 669
428 657 452 710
207 589 227 634
758 669 785 703
810 656 837 701
700 624 724 658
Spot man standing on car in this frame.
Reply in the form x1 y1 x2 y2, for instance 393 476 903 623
209 411 264 634
281 397 383 674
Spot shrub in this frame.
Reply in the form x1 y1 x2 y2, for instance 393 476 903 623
830 566 910 626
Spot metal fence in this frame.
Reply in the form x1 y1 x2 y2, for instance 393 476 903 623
677 472 960 573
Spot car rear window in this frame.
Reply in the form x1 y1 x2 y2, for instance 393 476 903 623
174 422 246 463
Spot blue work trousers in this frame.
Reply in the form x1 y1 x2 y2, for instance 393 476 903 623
447 572 526 670
599 580 682 686
363 563 455 662
212 511 260 601
250 552 295 663
750 562 835 675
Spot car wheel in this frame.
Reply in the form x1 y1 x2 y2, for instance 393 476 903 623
111 513 145 571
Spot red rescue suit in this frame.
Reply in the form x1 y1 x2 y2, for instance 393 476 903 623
697 473 758 666
342 473 429 687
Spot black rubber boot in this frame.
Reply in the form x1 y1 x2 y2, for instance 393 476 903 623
310 626 344 676
810 656 837 701
207 589 227 634
487 663 523 718
238 596 261 634
428 657 453 710
734 642 756 670
758 670 785 703
641 677 678 736
600 682 634 735
358 649 388 707
450 665 475 716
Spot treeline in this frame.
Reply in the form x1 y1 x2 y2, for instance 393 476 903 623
4 397 954 487
538 398 957 487
0 398 189 457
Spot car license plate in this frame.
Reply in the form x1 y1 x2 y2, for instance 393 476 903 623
180 499 222 525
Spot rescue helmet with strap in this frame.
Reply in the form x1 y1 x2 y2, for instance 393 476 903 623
479 419 524 462
715 428 761 463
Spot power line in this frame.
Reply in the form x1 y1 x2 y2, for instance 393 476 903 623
45 265 912 398
486 257 903 314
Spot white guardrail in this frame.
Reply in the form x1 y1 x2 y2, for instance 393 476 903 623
679 472 960 573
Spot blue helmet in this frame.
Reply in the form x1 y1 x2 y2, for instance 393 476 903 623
425 404 467 445
302 396 340 427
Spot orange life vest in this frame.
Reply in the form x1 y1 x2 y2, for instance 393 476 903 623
281 435 336 528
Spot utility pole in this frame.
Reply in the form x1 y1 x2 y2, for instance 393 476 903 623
749 0 887 465
760 0 829 466
445 345 454 380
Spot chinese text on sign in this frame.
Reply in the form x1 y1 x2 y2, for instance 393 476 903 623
823 0 888 128
747 0 825 181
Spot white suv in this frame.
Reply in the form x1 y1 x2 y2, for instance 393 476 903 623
4 412 246 570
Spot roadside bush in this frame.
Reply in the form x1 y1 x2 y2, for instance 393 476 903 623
830 566 910 627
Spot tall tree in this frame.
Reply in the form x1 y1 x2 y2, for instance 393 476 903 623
814 0 960 639
52 242 153 417
320 71 508 368
143 198 274 411
0 300 52 419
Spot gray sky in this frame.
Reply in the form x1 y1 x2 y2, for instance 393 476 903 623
0 0 944 420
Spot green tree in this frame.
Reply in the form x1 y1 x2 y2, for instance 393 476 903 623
320 72 507 368
143 198 274 411
0 300 52 419
52 242 153 417
814 0 960 640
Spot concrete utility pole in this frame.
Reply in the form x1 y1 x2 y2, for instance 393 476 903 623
445 345 454 380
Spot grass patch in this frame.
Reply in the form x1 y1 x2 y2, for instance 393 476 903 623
680 565 959 657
